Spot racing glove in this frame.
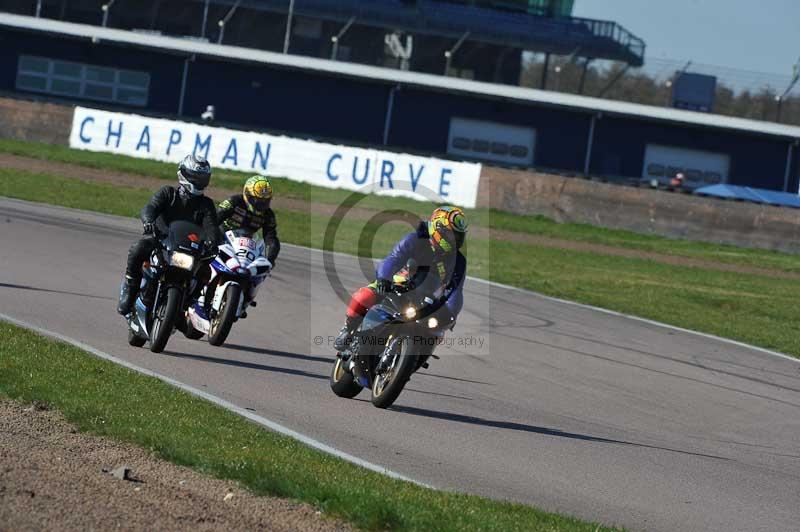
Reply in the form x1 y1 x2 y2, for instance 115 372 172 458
142 221 156 235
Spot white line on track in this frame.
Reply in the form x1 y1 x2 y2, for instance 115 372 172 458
0 311 432 488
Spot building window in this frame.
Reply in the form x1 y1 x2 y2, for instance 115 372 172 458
448 117 536 166
16 55 149 107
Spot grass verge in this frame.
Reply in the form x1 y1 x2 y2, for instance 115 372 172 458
0 320 619 532
2 138 799 273
2 168 798 358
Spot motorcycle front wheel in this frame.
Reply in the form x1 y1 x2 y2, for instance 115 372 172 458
371 338 417 409
208 284 241 346
127 327 146 347
150 286 181 353
329 356 363 398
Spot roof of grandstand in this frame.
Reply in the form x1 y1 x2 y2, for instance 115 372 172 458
202 0 644 65
2 12 798 140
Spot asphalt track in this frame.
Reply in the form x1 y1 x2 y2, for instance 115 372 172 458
2 198 799 532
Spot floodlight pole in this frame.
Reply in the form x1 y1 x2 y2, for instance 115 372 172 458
383 85 400 145
331 16 357 60
577 58 593 95
782 141 796 192
776 58 800 123
444 31 470 76
597 64 630 98
540 53 550 89
217 0 242 45
200 0 210 39
584 112 600 176
283 0 295 54
178 55 194 117
101 0 118 28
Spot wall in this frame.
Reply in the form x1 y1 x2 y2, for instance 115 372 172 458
0 96 73 144
478 166 800 253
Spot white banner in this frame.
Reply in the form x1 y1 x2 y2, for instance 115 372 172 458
69 107 481 207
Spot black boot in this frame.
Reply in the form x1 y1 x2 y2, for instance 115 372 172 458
334 316 362 352
117 276 139 315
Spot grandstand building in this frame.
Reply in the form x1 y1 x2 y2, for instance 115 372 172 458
0 5 797 194
2 0 644 86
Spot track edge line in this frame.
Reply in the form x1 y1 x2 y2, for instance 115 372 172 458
0 312 433 488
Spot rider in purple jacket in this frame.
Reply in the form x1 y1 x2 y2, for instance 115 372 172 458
334 206 468 352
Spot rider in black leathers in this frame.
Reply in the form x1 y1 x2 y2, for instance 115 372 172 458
117 154 221 315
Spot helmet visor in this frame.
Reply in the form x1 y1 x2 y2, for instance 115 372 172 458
246 194 271 211
178 169 210 190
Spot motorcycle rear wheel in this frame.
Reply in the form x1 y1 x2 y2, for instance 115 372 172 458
208 284 241 346
329 356 363 398
150 286 181 353
371 338 416 409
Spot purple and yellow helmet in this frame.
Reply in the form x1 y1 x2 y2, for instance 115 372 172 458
428 206 468 254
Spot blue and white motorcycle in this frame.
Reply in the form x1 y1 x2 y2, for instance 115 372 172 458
186 229 272 346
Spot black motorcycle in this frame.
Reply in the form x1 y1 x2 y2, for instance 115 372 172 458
125 221 214 353
330 260 451 408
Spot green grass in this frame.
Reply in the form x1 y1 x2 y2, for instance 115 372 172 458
3 138 799 273
2 167 798 358
0 321 617 531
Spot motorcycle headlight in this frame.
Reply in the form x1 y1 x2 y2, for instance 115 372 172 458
427 317 438 329
170 251 195 271
404 306 417 319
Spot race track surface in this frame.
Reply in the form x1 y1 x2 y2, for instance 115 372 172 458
2 198 799 532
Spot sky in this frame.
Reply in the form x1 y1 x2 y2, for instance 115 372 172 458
572 0 800 79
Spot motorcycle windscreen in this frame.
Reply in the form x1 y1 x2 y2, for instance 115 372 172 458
166 221 207 253
361 304 397 333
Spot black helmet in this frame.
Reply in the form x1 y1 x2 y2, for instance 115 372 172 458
177 154 211 195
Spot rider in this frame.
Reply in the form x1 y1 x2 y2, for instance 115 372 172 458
334 206 468 351
215 175 281 267
117 154 221 315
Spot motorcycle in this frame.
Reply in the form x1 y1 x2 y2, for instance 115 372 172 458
185 228 272 346
124 221 214 353
329 260 451 409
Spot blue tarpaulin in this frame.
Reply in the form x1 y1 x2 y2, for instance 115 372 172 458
694 185 800 209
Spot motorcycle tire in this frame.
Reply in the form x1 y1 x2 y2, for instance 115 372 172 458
182 314 205 340
127 328 146 347
208 284 241 347
371 339 417 409
329 357 363 399
149 286 181 353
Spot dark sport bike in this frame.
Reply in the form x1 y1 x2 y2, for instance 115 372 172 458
124 221 215 353
330 260 452 409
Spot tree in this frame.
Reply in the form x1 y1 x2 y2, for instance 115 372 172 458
520 58 800 126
